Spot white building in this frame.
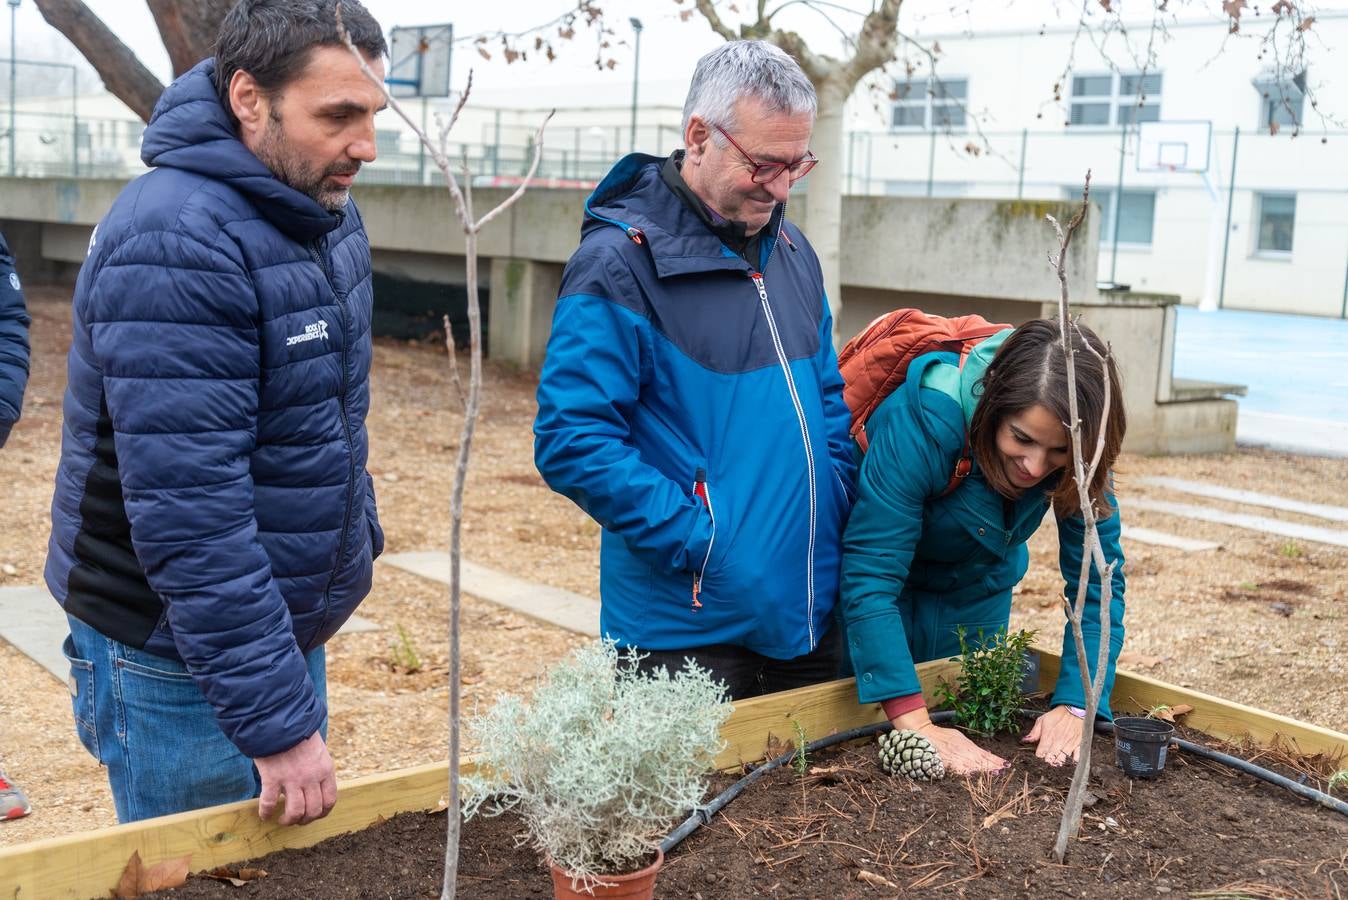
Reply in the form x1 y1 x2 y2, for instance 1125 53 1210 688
842 9 1348 318
6 7 1345 316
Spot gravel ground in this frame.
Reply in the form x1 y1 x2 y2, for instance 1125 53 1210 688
1 285 1344 847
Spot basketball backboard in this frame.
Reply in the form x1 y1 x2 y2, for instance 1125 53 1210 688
1137 120 1212 173
387 24 453 99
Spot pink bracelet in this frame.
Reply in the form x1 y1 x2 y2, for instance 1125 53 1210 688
1065 705 1087 719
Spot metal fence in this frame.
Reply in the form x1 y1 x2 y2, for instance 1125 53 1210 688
3 105 1345 315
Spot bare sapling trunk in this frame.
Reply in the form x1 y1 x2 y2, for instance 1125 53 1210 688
1043 172 1119 863
338 12 553 900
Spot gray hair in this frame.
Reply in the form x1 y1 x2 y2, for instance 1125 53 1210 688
681 41 816 144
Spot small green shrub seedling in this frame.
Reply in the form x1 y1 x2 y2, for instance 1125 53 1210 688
1278 540 1303 559
389 623 421 673
1329 770 1348 794
791 719 810 776
936 627 1038 736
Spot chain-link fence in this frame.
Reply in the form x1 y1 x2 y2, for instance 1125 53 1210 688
4 90 1344 316
842 126 1348 317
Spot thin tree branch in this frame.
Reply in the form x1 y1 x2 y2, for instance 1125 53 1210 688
442 314 466 410
1045 171 1122 865
475 111 556 231
695 0 741 42
337 9 551 898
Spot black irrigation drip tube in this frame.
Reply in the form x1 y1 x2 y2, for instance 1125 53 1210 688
1092 719 1348 818
660 709 1348 855
660 711 957 854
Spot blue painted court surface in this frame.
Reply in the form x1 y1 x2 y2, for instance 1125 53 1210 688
1173 307 1348 457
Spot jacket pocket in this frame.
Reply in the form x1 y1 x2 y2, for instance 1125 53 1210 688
63 636 100 763
365 472 385 559
691 467 716 610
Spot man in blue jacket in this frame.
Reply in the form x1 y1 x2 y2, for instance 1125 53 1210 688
535 41 856 699
1 229 32 821
46 0 386 825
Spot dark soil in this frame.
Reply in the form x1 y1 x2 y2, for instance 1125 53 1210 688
153 728 1348 899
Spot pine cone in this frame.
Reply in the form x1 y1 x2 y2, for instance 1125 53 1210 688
877 729 946 781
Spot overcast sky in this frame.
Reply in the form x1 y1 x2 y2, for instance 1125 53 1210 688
4 1 1345 101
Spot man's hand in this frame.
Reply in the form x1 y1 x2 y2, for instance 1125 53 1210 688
1022 705 1085 767
891 709 1006 776
254 731 337 825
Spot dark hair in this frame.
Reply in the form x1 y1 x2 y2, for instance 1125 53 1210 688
968 318 1126 517
214 0 387 124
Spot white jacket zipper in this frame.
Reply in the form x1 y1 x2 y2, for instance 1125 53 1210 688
750 270 817 649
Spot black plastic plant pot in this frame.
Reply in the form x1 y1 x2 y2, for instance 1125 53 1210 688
1113 716 1176 778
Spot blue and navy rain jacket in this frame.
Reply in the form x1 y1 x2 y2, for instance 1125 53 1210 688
45 59 382 759
535 154 857 660
0 230 31 447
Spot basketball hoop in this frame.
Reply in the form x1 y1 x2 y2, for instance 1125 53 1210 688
1136 121 1212 175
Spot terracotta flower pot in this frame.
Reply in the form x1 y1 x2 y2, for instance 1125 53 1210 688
549 849 664 900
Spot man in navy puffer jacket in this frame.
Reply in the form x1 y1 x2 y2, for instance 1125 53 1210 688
0 230 29 449
46 0 387 825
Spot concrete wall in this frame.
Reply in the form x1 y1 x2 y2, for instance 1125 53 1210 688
0 175 1231 454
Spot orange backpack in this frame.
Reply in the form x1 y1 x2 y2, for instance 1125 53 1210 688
838 309 1010 495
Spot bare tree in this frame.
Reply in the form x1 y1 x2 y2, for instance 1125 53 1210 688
337 12 553 899
31 0 171 122
32 0 226 122
1042 172 1120 863
146 0 230 78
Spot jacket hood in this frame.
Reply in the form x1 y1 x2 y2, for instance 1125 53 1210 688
956 328 1011 430
141 58 342 242
583 153 785 278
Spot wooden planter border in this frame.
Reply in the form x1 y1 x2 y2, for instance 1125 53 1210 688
2 650 1343 899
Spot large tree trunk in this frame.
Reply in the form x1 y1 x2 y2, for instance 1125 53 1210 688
32 0 164 122
805 76 849 345
147 0 231 77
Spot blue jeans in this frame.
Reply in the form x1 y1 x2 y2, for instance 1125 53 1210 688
63 614 328 823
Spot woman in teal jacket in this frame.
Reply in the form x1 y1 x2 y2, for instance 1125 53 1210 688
841 318 1126 775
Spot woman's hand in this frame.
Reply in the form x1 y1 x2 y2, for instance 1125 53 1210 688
891 709 1006 775
1022 705 1085 767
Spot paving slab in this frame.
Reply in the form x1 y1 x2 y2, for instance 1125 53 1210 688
1120 525 1220 552
1233 411 1348 460
379 551 600 637
0 585 380 684
1127 498 1348 548
1139 476 1348 523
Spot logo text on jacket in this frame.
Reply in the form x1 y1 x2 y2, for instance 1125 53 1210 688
286 320 330 346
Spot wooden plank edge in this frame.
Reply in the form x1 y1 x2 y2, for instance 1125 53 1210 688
712 657 963 771
6 652 1345 898
1036 649 1348 760
0 759 467 899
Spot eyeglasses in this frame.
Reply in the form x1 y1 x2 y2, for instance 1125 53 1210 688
714 124 818 185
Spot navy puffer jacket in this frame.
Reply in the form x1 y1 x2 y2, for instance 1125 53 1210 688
45 59 382 759
0 230 30 447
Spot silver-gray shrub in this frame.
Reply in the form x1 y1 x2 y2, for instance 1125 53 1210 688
462 639 732 887
681 40 816 144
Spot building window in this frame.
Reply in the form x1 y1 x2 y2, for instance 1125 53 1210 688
1090 189 1157 245
1254 72 1305 131
1069 72 1161 126
124 121 144 149
1256 193 1295 254
891 77 967 130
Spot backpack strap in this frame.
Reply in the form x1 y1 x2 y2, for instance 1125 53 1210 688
939 432 974 498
